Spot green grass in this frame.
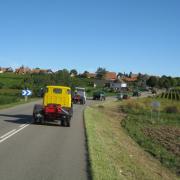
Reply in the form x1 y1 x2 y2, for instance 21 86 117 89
0 73 24 89
0 74 40 108
0 95 20 105
120 98 180 175
84 102 178 180
0 88 22 106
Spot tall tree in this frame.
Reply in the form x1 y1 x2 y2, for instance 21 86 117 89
146 76 158 87
129 72 133 78
80 71 89 78
96 67 107 79
70 69 78 76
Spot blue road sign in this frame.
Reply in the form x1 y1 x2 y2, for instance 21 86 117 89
22 89 32 96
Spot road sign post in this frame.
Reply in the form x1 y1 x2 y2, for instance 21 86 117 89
22 89 32 102
25 96 28 102
150 101 160 123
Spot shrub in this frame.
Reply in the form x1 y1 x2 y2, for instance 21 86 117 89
0 95 19 105
164 106 179 114
120 101 146 114
9 83 23 89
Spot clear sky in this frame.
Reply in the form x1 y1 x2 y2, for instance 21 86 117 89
0 0 179 76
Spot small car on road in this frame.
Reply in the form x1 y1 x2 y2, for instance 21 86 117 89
93 91 106 101
72 87 86 104
132 91 141 97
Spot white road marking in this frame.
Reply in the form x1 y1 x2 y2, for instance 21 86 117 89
0 129 16 139
0 124 29 144
19 124 27 128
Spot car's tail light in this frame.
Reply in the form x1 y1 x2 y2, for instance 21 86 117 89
57 105 62 113
45 104 56 113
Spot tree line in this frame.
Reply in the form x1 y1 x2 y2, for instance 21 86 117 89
146 75 180 89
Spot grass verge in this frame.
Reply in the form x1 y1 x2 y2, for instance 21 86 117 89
84 101 178 180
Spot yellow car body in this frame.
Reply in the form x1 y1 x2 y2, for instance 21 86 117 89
43 86 72 108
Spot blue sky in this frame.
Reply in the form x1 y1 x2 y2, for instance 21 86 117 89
0 0 179 76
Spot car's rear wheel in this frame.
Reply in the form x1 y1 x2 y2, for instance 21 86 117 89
32 114 37 124
66 118 70 127
61 119 65 126
40 115 45 124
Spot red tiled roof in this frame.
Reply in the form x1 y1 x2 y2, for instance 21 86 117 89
31 69 47 73
122 77 138 82
105 72 117 80
15 67 31 74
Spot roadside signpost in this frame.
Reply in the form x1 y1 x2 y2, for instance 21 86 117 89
151 101 160 109
150 101 161 122
22 89 32 102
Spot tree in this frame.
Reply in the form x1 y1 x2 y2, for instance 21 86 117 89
169 77 177 87
163 79 171 89
158 76 175 89
175 77 180 86
70 69 78 76
96 67 107 79
54 69 71 86
136 73 148 88
80 71 89 78
146 76 158 87
117 72 123 77
129 72 133 78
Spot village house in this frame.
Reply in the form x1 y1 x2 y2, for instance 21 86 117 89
86 73 96 79
122 76 138 82
31 69 53 74
0 67 13 73
70 72 77 77
105 78 127 92
130 73 138 78
15 66 31 74
110 82 124 91
104 72 117 81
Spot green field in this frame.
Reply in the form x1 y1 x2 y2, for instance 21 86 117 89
120 98 180 175
0 73 24 89
0 88 21 105
84 100 178 180
0 73 117 105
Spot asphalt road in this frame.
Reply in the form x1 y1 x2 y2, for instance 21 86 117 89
0 100 91 180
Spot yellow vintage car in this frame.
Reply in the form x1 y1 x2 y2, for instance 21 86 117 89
33 85 73 127
43 86 72 108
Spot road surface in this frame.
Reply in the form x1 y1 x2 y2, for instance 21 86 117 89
0 100 91 180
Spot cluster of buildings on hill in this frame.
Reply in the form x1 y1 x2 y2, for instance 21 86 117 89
0 66 53 75
0 66 140 82
85 72 140 91
85 72 138 82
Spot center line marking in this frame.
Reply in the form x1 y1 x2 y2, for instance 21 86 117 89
0 124 29 144
0 129 17 139
19 124 27 128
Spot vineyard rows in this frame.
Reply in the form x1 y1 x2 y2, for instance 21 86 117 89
159 89 180 101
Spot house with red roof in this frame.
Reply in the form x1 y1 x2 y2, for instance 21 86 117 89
104 72 117 81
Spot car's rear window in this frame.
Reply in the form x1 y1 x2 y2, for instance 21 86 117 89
53 88 62 94
76 89 85 92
